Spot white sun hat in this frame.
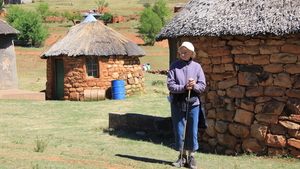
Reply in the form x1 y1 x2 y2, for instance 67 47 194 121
178 41 196 58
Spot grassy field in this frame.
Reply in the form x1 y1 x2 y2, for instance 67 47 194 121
15 0 186 16
1 74 300 168
1 0 300 168
1 72 300 168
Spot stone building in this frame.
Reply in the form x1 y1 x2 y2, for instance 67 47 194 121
4 0 32 4
156 0 300 158
41 15 146 101
0 20 19 90
174 3 184 13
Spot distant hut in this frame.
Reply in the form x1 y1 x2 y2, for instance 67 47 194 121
156 0 300 158
174 3 184 13
4 0 32 4
0 20 19 90
41 15 146 101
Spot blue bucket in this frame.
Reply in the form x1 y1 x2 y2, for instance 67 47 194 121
111 80 126 100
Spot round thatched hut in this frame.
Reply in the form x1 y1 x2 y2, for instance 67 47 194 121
0 20 19 90
41 16 146 101
156 0 300 158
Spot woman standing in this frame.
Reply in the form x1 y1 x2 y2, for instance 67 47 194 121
146 63 151 70
167 41 206 169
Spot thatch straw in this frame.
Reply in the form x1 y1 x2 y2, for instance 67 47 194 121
41 21 146 58
156 0 300 41
0 20 19 35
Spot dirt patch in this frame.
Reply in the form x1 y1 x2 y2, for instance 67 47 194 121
45 16 68 23
15 51 41 55
45 33 66 46
121 33 146 45
114 27 131 29
148 51 169 55
121 33 168 47
154 40 168 47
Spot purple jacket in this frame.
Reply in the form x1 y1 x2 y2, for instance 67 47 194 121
167 59 206 106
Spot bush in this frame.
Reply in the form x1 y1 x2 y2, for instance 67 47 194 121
138 0 170 46
0 0 4 11
138 7 162 45
99 12 113 24
152 80 165 86
95 0 109 8
34 138 47 153
6 5 49 47
152 0 170 25
62 11 83 25
36 2 60 22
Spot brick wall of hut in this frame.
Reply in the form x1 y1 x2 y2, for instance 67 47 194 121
45 55 145 101
179 33 300 158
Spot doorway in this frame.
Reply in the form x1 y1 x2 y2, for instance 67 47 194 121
55 59 64 100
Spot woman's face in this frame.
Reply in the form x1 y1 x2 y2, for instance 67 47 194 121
178 47 193 61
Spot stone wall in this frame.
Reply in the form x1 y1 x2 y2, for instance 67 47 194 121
178 33 300 158
109 112 172 132
0 34 18 90
45 55 145 100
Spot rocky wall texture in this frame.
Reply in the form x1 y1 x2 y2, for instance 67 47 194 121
45 55 145 100
109 112 172 132
179 34 300 158
0 34 18 90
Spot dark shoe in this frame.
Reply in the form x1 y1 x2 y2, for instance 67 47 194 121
172 154 187 168
188 155 197 169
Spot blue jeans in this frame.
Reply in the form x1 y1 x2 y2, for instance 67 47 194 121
171 103 199 151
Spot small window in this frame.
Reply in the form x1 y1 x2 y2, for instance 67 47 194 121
86 57 99 78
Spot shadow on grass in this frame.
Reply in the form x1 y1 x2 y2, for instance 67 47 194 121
103 128 233 160
115 154 172 166
103 128 174 144
58 24 73 28
104 113 175 148
14 43 34 48
103 128 174 149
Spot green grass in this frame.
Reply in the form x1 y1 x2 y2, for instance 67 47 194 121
1 71 300 168
16 0 186 15
0 72 174 169
139 45 170 70
1 88 300 168
0 73 300 169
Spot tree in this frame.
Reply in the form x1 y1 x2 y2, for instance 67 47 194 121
152 0 170 25
138 7 162 45
143 3 151 8
62 11 83 25
99 12 112 25
36 2 60 22
138 0 170 46
36 2 49 21
95 0 109 8
0 0 4 11
6 5 49 47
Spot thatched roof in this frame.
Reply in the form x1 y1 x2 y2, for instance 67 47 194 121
156 0 300 41
41 21 146 58
0 20 19 35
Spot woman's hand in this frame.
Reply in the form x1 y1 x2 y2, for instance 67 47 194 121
185 78 195 90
